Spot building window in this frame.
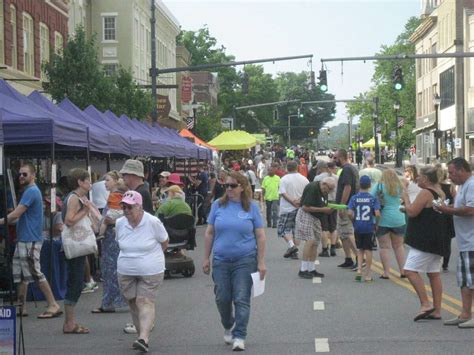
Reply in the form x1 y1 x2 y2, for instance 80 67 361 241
10 5 17 69
440 66 455 109
0 0 4 64
54 32 63 55
417 92 422 117
39 23 49 80
103 16 116 41
22 12 34 76
103 63 118 76
431 43 437 69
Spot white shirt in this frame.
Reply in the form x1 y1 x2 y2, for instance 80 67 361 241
279 172 309 214
257 162 267 179
91 181 109 209
406 181 421 203
116 212 168 275
246 170 257 185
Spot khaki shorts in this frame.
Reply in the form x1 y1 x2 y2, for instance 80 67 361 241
118 273 164 300
336 210 354 240
12 242 46 284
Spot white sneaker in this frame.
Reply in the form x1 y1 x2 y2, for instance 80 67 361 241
81 283 96 294
458 318 474 328
224 329 233 345
123 323 137 334
232 338 245 351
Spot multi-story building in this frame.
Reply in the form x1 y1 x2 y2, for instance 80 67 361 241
411 0 474 163
68 0 182 129
190 71 219 107
0 0 68 94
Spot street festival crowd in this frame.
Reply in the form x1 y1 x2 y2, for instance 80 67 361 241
0 144 474 353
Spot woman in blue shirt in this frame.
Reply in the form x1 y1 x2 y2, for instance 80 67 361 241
203 171 266 352
371 168 406 279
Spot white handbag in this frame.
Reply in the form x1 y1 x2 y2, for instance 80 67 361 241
61 215 98 259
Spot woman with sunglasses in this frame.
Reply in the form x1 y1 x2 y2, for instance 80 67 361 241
203 171 266 352
116 191 168 353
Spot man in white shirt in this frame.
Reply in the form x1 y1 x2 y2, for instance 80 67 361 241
358 158 382 184
91 176 109 212
277 160 309 259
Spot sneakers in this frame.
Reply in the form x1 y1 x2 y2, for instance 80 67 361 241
319 248 330 257
338 259 355 268
232 338 245 351
444 317 471 326
298 270 313 279
310 270 325 278
224 329 233 345
290 252 299 260
330 246 336 256
123 323 137 334
132 339 149 353
284 246 298 258
458 318 474 328
81 281 98 294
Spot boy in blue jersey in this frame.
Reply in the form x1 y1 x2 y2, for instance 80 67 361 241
348 175 381 282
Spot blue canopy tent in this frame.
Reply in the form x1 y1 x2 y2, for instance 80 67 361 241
157 124 212 160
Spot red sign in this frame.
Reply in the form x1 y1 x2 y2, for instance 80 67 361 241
181 76 193 103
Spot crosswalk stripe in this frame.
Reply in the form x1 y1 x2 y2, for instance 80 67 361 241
312 277 322 284
313 301 325 310
315 338 330 352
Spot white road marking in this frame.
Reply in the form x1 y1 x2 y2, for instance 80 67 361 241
314 260 320 265
312 277 322 284
315 338 330 352
313 301 325 310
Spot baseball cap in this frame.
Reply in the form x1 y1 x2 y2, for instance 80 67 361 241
121 190 143 206
359 175 371 188
159 171 171 177
119 159 144 178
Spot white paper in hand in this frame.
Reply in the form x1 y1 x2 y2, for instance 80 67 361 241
251 272 265 298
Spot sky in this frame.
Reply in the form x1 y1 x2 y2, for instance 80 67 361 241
164 0 421 127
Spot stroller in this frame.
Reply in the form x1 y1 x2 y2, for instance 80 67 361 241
160 214 196 278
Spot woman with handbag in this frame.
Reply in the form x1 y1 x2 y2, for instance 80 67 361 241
371 168 406 279
62 168 99 334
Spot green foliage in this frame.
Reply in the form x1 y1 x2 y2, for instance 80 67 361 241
194 104 224 141
347 16 421 150
43 26 153 120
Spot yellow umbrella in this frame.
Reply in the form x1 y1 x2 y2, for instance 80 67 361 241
208 130 257 150
361 137 387 148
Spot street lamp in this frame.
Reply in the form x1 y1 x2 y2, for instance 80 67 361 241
433 93 441 160
393 101 401 168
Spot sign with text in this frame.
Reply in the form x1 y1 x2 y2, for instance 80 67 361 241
0 306 16 355
181 76 193 103
221 117 234 130
157 95 171 120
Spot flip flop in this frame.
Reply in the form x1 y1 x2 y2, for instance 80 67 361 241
425 315 442 320
37 310 63 319
379 275 389 280
63 324 90 334
91 307 115 313
414 307 436 322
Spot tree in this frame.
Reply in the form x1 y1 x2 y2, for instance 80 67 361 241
347 17 421 152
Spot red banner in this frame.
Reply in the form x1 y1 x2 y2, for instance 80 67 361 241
181 76 193 103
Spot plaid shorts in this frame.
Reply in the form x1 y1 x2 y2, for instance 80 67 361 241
295 209 322 242
457 251 474 289
277 210 298 238
12 241 46 284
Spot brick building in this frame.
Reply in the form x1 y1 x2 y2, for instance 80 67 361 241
190 71 219 107
0 0 69 94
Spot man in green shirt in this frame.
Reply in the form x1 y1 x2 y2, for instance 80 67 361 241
261 165 281 228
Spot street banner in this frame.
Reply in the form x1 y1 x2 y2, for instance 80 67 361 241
181 77 193 103
0 306 16 355
157 95 171 120
397 116 405 128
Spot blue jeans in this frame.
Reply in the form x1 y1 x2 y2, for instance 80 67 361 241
64 255 86 305
212 255 257 340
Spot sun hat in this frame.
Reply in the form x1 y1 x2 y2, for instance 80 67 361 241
159 171 171 177
167 173 183 186
121 190 143 206
119 160 144 178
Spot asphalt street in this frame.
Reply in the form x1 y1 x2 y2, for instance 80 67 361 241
17 223 474 355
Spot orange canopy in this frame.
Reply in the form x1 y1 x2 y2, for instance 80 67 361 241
180 129 218 151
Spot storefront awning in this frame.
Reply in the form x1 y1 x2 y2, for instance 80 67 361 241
412 122 435 134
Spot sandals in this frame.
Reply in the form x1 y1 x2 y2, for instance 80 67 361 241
63 324 90 334
91 307 115 313
379 275 389 280
37 310 63 319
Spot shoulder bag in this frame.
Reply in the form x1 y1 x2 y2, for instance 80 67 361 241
376 183 385 210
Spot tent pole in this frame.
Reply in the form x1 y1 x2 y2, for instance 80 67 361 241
2 147 14 304
48 143 55 284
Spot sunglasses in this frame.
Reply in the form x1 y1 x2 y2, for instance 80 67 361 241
19 172 28 177
121 204 134 210
225 183 240 189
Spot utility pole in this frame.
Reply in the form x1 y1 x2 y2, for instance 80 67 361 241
150 0 158 126
373 97 380 164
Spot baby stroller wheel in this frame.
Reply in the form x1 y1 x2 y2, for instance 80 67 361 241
182 266 195 278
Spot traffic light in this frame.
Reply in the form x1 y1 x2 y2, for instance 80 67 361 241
327 128 330 136
318 70 328 92
297 108 304 118
242 72 249 94
393 66 403 91
309 129 315 136
310 71 316 89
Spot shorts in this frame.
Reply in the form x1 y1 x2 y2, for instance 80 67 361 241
336 210 354 240
404 247 442 273
376 225 406 237
12 242 46 284
320 210 337 233
355 233 374 251
294 209 322 242
277 210 298 238
118 272 164 300
457 251 474 289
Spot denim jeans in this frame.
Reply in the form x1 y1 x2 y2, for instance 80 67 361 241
265 200 279 227
64 255 86 305
212 255 257 340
